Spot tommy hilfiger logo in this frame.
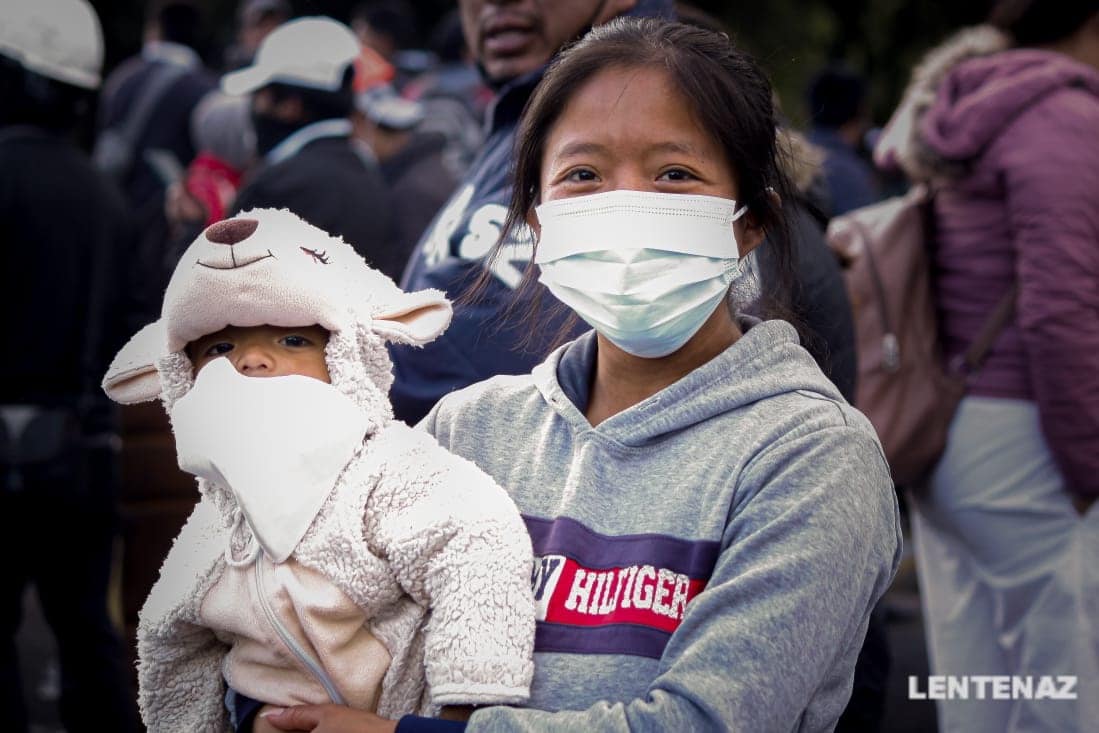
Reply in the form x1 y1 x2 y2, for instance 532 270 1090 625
532 555 702 633
523 515 719 659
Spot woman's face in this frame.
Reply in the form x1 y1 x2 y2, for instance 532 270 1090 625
539 65 741 216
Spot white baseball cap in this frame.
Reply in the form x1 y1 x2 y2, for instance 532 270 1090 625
0 0 104 89
222 16 360 96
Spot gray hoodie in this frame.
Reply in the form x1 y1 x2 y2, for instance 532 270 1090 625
422 320 902 732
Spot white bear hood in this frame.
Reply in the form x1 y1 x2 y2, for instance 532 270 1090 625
101 207 451 421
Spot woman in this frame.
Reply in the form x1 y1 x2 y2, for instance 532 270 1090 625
260 17 901 733
875 3 1099 731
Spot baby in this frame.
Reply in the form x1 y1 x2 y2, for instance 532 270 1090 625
102 209 534 731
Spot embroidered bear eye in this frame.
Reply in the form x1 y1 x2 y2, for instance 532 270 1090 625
299 247 330 264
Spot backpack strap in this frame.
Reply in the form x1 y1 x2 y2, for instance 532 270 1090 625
949 285 1018 376
923 185 1018 379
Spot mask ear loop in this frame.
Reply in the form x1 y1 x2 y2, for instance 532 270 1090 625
723 203 752 281
224 507 261 568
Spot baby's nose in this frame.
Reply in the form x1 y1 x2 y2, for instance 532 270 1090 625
235 347 273 374
205 218 258 246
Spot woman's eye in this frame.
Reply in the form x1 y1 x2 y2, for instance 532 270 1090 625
658 168 695 182
204 342 233 356
281 335 311 347
565 168 598 183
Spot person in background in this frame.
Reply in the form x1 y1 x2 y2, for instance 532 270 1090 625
163 90 255 269
182 91 254 228
95 0 216 292
353 55 458 276
0 0 152 729
805 65 879 216
258 17 901 733
392 0 676 425
223 0 292 71
875 1 1099 730
350 0 431 92
401 9 493 177
222 17 399 281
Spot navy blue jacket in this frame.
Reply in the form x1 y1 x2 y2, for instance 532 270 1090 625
392 69 565 424
391 1 676 425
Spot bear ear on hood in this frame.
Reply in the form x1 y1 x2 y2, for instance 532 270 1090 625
102 321 169 404
372 288 453 346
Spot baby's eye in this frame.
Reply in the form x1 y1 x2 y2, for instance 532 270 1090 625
280 335 312 348
658 168 696 182
204 342 234 357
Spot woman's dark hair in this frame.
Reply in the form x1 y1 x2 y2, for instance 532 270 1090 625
473 17 799 349
989 0 1099 47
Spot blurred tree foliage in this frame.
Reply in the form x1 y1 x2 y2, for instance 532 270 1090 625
687 0 992 127
90 0 993 130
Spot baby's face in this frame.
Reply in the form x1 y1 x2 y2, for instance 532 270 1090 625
188 325 331 383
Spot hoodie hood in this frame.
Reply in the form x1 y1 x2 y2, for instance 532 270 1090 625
873 25 1010 181
875 25 1099 181
533 320 844 448
921 49 1099 163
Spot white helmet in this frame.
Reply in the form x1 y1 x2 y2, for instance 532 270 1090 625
0 0 104 90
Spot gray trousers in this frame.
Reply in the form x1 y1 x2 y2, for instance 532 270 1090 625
910 396 1099 733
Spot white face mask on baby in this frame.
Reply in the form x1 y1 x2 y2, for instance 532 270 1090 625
169 357 369 564
534 190 749 358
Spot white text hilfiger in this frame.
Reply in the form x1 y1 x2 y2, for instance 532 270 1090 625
564 565 692 620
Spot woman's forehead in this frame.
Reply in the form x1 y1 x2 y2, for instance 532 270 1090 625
544 66 720 161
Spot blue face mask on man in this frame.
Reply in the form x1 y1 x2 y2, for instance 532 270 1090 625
534 190 750 358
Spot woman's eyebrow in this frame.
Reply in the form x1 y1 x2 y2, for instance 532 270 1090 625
647 141 702 156
554 140 703 159
553 141 609 159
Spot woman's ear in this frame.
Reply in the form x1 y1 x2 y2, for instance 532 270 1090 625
373 288 453 346
735 189 782 258
525 206 541 239
102 321 168 404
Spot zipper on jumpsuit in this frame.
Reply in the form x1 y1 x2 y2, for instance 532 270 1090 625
254 551 348 706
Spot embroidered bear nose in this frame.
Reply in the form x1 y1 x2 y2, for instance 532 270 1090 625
205 218 259 245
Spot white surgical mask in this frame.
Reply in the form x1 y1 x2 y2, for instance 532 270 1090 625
170 357 369 564
534 190 749 358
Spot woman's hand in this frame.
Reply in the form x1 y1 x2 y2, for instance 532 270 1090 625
261 704 398 733
252 704 306 733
